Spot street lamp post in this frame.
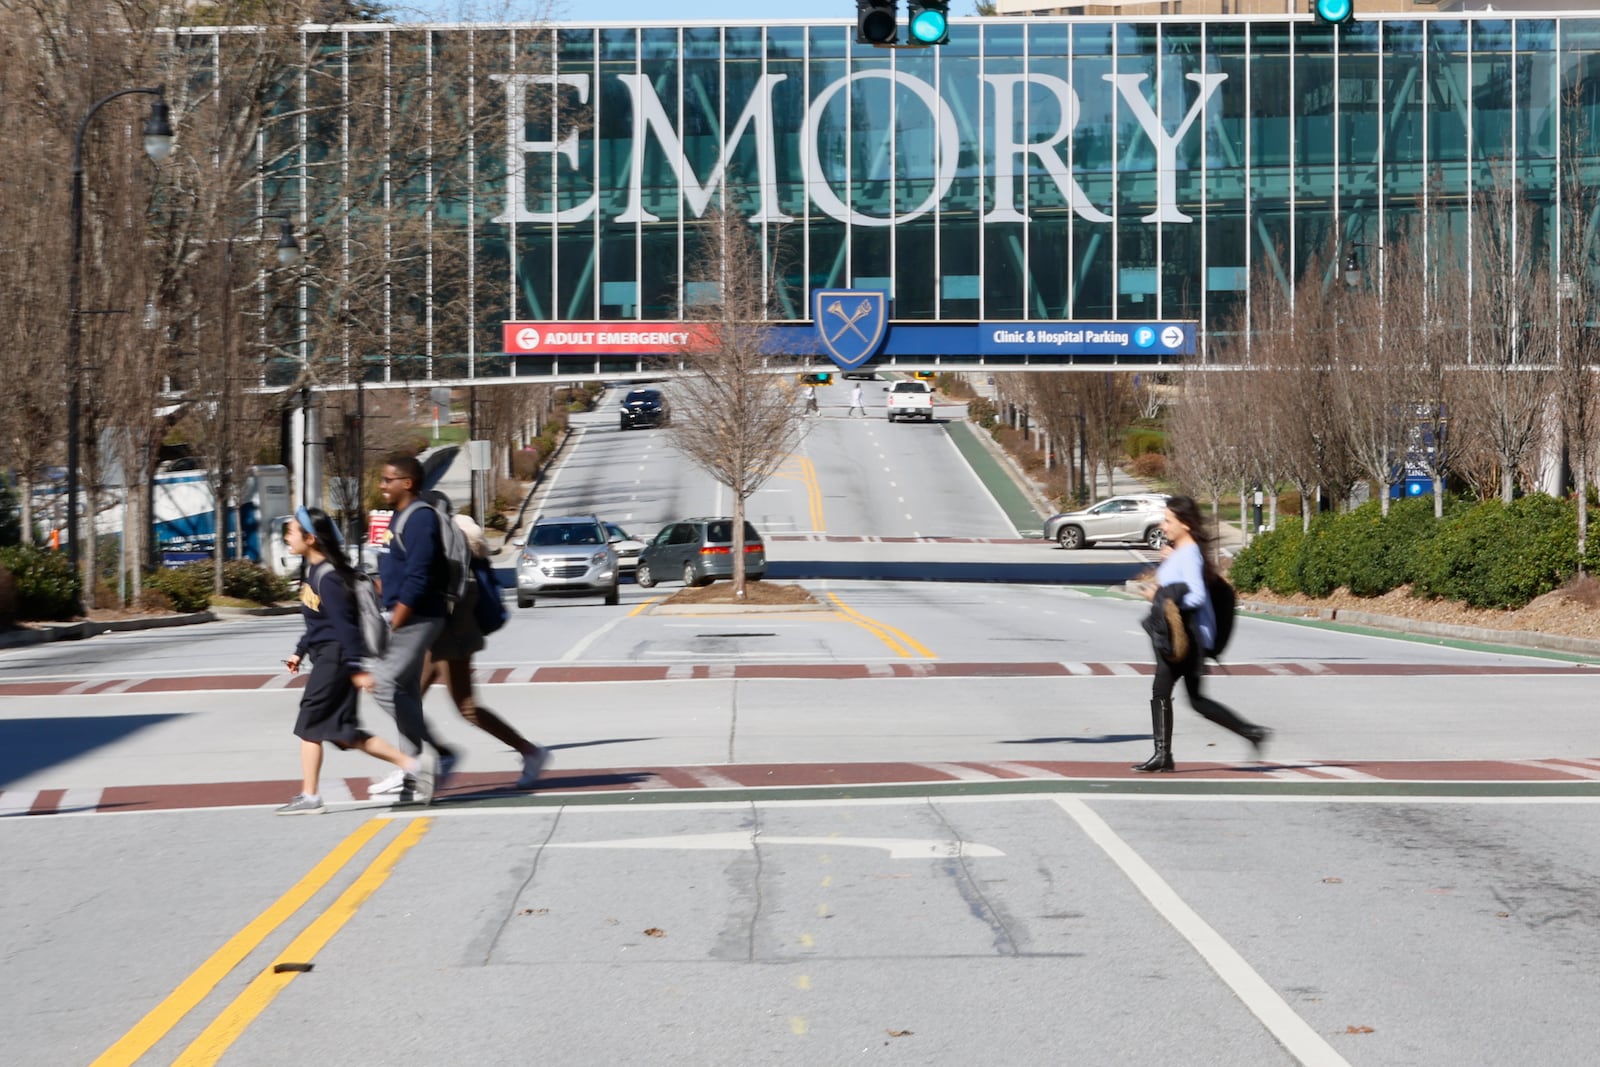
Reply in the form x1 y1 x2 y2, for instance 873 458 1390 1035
214 215 299 596
66 86 173 600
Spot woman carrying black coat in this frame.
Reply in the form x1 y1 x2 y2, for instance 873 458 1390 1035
1133 495 1270 773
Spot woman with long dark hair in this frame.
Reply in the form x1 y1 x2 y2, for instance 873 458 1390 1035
1133 495 1269 773
277 506 428 814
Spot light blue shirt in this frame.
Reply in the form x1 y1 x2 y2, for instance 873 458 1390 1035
1154 540 1215 652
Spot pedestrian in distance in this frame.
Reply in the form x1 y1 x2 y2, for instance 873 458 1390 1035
422 506 550 790
848 382 865 417
803 382 819 416
367 454 459 801
278 506 431 814
1131 494 1269 773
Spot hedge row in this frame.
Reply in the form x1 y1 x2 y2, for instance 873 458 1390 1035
0 545 81 621
1230 495 1600 609
143 559 293 614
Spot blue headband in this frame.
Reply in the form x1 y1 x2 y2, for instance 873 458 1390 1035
296 506 343 547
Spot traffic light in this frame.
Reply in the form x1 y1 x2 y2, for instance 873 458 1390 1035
1310 0 1353 26
815 372 831 385
907 1 949 46
856 0 897 45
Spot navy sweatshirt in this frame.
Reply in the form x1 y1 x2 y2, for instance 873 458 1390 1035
379 499 447 617
294 562 366 673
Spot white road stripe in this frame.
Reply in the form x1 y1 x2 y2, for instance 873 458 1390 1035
320 778 358 804
58 788 103 814
686 767 743 789
987 762 1069 780
0 790 39 816
1058 661 1091 676
915 762 1002 782
1297 765 1380 782
1102 662 1143 677
1055 797 1351 1067
260 672 297 690
1515 759 1600 780
1263 768 1324 781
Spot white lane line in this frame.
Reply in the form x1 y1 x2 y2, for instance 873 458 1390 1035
0 790 39 816
1264 769 1324 782
58 787 104 814
1054 797 1351 1067
1058 661 1092 676
260 672 297 690
559 613 630 663
915 762 1003 782
1102 662 1143 677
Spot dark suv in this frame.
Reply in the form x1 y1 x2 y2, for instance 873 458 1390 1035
619 388 669 430
635 518 766 588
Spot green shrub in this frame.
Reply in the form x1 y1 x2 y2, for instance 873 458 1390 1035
143 562 213 613
1125 429 1166 457
1296 511 1350 598
1415 496 1578 608
966 395 998 429
222 560 292 604
1231 524 1304 595
0 545 81 620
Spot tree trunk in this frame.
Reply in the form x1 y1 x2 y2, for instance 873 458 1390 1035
1433 476 1445 519
18 472 33 546
1579 450 1590 573
1501 465 1515 505
731 493 747 600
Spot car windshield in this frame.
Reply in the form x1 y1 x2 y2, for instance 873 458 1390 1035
605 523 633 541
530 523 601 547
625 390 659 404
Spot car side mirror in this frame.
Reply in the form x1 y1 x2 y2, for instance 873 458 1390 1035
510 537 525 547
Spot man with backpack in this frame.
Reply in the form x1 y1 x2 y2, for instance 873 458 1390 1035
422 505 549 790
367 454 459 800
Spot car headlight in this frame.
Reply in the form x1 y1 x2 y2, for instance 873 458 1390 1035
589 551 608 565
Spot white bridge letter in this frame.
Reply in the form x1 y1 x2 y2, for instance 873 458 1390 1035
492 74 596 225
615 73 792 224
1105 72 1227 224
803 70 958 228
983 73 1111 224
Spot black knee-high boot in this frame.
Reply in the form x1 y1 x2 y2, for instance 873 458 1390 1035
1192 695 1271 757
1132 698 1175 773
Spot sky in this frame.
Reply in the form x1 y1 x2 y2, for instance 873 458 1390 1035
389 1 786 24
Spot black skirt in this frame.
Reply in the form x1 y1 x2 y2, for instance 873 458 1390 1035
293 641 369 747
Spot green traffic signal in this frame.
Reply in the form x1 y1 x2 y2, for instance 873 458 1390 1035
907 1 949 46
1310 0 1353 25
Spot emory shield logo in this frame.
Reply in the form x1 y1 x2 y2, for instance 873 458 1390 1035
811 289 888 370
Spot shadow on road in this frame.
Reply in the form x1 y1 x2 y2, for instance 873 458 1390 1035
0 714 181 789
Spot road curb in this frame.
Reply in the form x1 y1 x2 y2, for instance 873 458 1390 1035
1238 599 1600 658
0 610 219 649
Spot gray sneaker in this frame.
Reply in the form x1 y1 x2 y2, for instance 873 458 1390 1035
275 794 325 816
408 760 436 806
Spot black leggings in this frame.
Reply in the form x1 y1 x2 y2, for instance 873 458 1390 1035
1152 646 1261 739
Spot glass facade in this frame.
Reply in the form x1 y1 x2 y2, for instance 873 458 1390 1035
221 15 1600 382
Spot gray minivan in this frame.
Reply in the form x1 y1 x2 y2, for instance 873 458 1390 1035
634 518 766 588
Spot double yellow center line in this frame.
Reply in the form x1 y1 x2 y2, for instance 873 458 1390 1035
92 817 430 1067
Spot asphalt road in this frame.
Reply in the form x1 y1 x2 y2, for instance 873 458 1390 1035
6 391 1600 1065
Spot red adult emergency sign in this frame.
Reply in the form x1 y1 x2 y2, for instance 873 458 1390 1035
503 321 714 355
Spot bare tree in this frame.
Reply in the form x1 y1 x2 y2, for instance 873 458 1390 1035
1460 179 1556 504
668 205 807 599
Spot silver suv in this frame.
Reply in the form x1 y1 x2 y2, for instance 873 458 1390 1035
514 515 619 607
1043 494 1169 550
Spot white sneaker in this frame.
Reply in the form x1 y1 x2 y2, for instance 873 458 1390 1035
369 768 407 796
515 747 548 790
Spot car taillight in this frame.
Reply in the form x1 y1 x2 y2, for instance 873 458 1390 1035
699 545 730 555
745 543 763 552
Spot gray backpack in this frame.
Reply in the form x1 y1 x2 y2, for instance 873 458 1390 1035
389 495 473 613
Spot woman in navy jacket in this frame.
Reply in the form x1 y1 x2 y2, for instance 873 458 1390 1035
277 507 427 814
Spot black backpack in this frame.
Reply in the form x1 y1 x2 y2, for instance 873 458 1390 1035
1204 570 1237 659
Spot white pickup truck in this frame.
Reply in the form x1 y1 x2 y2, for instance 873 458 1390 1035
886 380 935 422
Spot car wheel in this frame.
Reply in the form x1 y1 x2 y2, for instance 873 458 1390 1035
1056 525 1085 550
682 562 701 587
636 562 656 588
1145 526 1165 549
619 418 629 431
517 592 533 608
604 584 619 606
